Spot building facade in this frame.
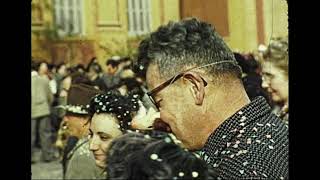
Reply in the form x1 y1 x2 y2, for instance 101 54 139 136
32 0 287 67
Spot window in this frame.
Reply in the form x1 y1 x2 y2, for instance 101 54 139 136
127 0 151 36
53 0 84 36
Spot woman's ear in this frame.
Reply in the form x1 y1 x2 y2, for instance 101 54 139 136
183 72 205 105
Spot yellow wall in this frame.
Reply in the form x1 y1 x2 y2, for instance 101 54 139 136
150 0 180 31
263 0 288 44
162 0 180 25
31 0 180 66
151 0 162 31
31 0 53 61
226 0 258 52
226 0 288 52
31 0 287 64
90 0 128 67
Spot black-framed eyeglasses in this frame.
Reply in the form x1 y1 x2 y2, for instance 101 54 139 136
146 60 236 109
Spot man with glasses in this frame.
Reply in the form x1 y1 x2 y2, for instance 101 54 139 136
137 18 288 179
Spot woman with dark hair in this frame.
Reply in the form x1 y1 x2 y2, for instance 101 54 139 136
87 90 141 170
106 131 218 180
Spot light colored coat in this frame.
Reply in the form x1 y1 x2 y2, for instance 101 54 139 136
32 72 53 119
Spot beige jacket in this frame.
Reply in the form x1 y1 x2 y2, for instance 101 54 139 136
31 72 53 119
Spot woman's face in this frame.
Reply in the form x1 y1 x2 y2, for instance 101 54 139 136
89 113 122 169
262 62 288 103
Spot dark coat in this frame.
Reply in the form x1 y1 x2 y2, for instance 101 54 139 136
200 96 288 179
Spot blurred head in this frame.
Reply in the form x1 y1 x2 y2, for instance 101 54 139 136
63 113 90 138
47 64 57 74
261 37 288 104
234 52 261 75
75 64 85 73
88 91 140 168
88 62 102 78
38 62 48 75
62 84 103 139
234 53 271 103
57 63 67 76
106 59 120 75
138 18 247 150
86 57 98 72
106 131 218 180
61 76 72 93
262 61 288 103
70 72 92 85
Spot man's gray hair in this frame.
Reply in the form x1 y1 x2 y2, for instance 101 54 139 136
137 18 242 79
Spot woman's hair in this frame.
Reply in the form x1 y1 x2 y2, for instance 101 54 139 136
264 36 288 73
234 53 261 74
88 90 140 131
106 131 218 180
234 52 272 104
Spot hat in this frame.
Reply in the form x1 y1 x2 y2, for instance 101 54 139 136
58 84 103 115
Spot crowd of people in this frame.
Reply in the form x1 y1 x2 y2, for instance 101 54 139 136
31 18 288 179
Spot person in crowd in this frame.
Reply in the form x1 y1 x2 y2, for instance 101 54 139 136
55 63 68 92
106 131 218 180
58 83 103 179
54 118 69 160
51 62 68 125
46 63 61 149
87 61 103 89
137 18 288 179
115 62 161 130
86 57 99 72
31 60 55 163
117 56 132 73
58 71 92 108
99 56 122 91
234 52 272 105
47 63 58 95
87 90 145 173
69 71 93 85
261 36 288 121
38 61 49 78
48 63 57 74
75 64 86 74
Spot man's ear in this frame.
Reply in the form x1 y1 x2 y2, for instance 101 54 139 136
183 72 205 105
